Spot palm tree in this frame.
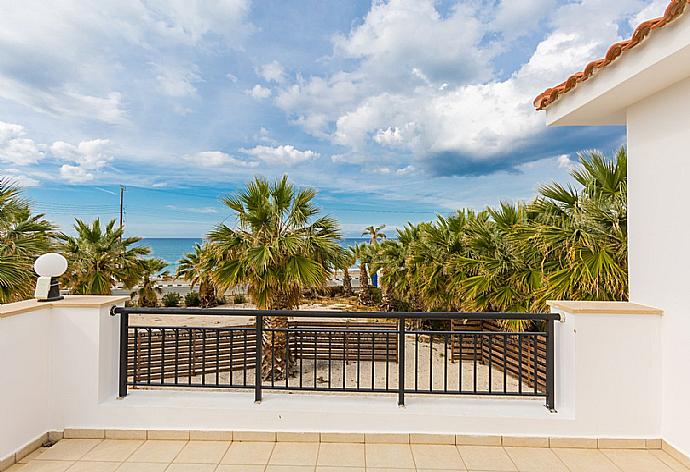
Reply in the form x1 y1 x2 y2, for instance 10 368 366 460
527 147 628 305
0 179 55 303
207 176 342 380
339 246 357 296
352 243 373 305
363 225 387 245
132 258 167 307
58 218 150 295
176 243 218 308
364 147 628 330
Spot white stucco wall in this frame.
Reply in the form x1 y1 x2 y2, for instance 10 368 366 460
0 310 56 458
627 76 690 458
1 299 665 460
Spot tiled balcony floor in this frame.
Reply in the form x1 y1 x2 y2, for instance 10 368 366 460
7 439 689 472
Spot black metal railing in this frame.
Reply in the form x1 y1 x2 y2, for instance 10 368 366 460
111 307 559 410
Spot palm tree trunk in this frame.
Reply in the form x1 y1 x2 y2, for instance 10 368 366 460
261 292 295 380
343 267 352 296
358 263 371 305
199 280 217 308
380 269 392 311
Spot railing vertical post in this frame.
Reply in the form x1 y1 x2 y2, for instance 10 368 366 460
255 313 263 403
398 316 405 406
545 318 555 411
118 309 129 398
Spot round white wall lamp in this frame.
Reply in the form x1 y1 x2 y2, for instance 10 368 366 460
34 253 68 302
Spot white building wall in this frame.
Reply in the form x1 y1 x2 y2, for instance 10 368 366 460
0 310 56 458
627 76 690 457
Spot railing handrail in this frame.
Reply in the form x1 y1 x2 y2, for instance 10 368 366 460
111 306 561 321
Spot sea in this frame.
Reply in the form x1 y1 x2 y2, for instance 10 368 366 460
141 237 370 274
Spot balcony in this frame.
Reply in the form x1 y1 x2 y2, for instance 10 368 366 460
2 295 687 471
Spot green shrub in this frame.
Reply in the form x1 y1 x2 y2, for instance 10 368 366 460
233 294 247 304
369 287 382 305
162 292 181 307
184 291 201 307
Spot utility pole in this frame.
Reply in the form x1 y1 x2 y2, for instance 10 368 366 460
119 185 126 231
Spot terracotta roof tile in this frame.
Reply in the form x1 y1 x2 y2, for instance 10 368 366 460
534 0 690 110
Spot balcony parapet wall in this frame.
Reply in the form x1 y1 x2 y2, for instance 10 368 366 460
0 297 663 462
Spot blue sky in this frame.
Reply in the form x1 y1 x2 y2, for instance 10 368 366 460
0 0 666 237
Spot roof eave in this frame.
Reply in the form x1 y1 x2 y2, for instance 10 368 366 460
544 9 690 127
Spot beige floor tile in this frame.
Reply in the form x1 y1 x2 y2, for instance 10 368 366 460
316 467 366 472
552 448 620 472
411 445 465 470
126 441 187 463
602 449 675 472
317 443 365 467
5 465 27 471
650 449 690 472
82 440 144 462
265 466 315 471
172 441 230 464
65 462 120 472
504 447 567 472
115 464 168 472
455 446 516 472
365 444 415 469
37 440 103 461
366 468 417 472
164 465 217 472
215 466 266 472
220 442 274 465
416 470 466 472
14 461 75 472
19 448 48 463
269 442 319 466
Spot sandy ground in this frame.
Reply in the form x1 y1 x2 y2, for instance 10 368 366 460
208 336 528 394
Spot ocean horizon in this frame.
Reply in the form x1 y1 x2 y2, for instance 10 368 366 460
141 237 371 273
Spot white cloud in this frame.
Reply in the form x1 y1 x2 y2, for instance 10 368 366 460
491 0 556 41
371 165 416 176
242 144 319 165
259 61 286 83
276 0 653 173
51 138 113 182
373 127 403 146
557 154 576 170
0 121 44 165
184 151 258 169
226 73 239 82
152 63 203 97
396 165 415 175
0 0 253 124
254 127 276 144
628 0 669 30
59 164 94 183
246 84 272 99
3 168 41 187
